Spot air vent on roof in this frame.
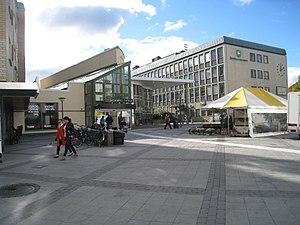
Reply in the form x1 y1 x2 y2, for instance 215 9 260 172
132 65 140 70
152 56 161 62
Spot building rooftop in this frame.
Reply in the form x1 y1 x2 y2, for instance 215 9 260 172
132 36 286 76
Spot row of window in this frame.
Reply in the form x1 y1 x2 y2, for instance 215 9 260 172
250 69 269 80
138 47 224 79
251 86 270 92
153 83 225 106
152 65 225 94
250 53 268 64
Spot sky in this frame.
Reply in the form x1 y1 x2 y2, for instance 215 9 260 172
21 0 300 86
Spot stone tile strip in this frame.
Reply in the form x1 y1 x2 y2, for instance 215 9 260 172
197 144 226 225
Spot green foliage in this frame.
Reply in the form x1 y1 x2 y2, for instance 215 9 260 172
188 127 215 135
291 80 300 92
152 109 171 120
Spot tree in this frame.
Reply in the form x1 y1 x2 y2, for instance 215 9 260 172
291 81 300 92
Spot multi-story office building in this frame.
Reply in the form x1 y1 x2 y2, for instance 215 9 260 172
131 36 287 121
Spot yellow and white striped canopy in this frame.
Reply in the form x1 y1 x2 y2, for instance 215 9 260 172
204 87 287 109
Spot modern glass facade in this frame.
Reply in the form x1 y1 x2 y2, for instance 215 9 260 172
84 62 134 127
133 85 153 126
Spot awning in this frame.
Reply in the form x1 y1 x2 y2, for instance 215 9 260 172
203 87 287 109
0 82 39 110
131 77 194 89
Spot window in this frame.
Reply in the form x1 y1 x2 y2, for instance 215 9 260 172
174 63 179 76
219 83 225 97
264 71 269 80
217 47 223 64
205 69 211 84
206 86 212 101
158 69 161 78
257 54 262 63
188 58 193 72
205 52 210 67
212 67 217 83
189 88 194 103
212 84 218 100
179 61 183 74
263 55 268 64
193 56 199 70
95 82 103 92
200 70 205 85
194 71 199 86
170 64 174 74
199 54 204 69
257 70 263 79
189 73 194 87
200 87 206 101
183 60 188 73
25 103 58 130
211 49 217 66
195 87 200 102
251 69 256 78
162 68 165 77
250 53 256 62
218 65 224 81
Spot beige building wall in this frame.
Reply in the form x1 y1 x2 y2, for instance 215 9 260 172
40 46 125 89
14 82 85 133
224 45 287 96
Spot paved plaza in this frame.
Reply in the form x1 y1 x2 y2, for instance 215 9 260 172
0 125 300 225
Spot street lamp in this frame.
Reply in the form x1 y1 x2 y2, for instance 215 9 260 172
58 97 66 118
179 91 182 128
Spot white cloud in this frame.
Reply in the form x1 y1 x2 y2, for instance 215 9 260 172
288 67 300 86
164 20 187 32
231 0 254 6
160 0 168 9
228 32 235 37
21 0 157 81
121 36 198 67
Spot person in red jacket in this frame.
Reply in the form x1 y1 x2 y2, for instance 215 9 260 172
53 119 66 158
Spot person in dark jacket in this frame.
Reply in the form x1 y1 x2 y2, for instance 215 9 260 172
164 114 172 129
106 113 113 129
60 116 78 160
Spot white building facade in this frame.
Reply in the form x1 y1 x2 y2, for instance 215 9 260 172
131 36 287 121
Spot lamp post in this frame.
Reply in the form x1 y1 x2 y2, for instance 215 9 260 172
58 97 66 119
179 91 182 128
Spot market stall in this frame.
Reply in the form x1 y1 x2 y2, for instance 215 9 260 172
203 87 287 137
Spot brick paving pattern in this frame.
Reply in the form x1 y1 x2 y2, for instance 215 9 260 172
0 126 299 225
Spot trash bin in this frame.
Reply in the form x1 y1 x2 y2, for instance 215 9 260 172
173 121 179 128
113 130 125 145
103 131 114 146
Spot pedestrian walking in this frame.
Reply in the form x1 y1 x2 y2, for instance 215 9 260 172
53 119 65 158
118 113 123 130
106 113 113 130
164 114 172 129
60 116 78 160
100 115 106 129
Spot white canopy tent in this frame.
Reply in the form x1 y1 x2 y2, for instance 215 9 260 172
203 87 287 137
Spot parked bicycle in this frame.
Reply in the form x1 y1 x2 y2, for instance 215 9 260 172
72 126 105 148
